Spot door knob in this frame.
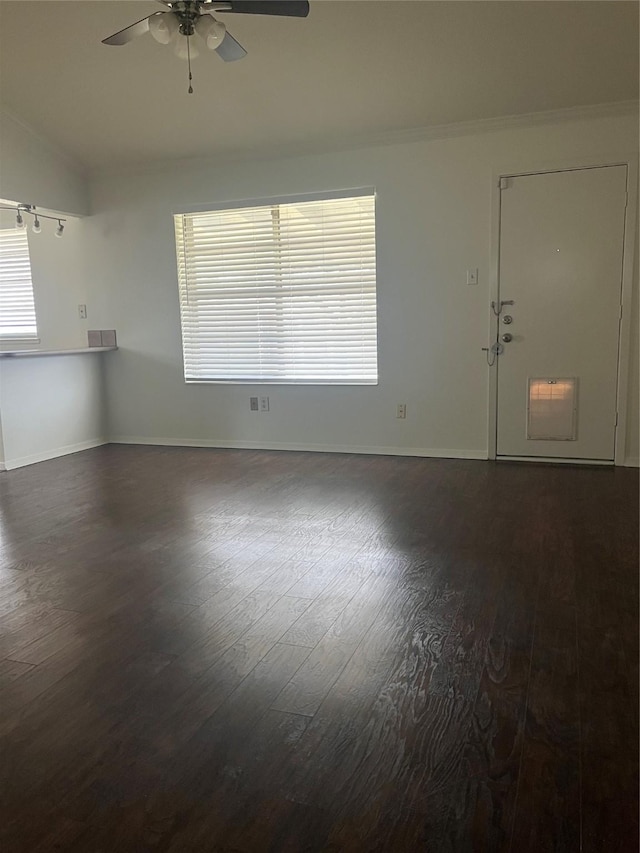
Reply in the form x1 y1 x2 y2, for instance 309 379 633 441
501 333 513 343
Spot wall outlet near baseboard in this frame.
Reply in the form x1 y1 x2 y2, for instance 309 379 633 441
397 404 407 419
260 396 270 412
250 397 259 411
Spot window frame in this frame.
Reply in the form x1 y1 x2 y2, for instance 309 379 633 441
173 188 378 386
0 226 39 344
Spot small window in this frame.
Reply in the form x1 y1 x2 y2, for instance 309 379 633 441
174 191 378 384
0 228 38 341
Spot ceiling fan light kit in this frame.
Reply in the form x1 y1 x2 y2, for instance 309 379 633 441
196 15 227 49
174 33 200 60
102 0 309 93
149 12 179 45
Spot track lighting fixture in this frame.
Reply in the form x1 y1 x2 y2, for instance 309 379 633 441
0 203 66 237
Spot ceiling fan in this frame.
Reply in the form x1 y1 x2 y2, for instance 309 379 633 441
102 1 309 92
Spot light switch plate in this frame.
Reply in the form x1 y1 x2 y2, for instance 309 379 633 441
466 268 478 285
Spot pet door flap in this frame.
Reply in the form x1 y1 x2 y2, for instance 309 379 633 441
527 377 577 441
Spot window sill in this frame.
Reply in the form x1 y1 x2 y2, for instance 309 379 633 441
0 347 118 359
184 378 378 386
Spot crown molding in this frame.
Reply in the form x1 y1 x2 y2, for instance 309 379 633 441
90 99 639 180
354 99 639 149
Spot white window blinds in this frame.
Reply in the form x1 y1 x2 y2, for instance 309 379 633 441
174 192 377 384
0 228 38 340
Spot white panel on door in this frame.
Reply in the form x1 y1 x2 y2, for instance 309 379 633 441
527 377 577 440
496 165 627 461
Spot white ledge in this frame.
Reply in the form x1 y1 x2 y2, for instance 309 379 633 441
0 346 118 359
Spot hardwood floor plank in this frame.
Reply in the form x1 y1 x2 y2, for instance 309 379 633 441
116 645 314 850
256 559 317 595
280 591 355 648
0 658 35 684
271 635 357 716
449 559 539 850
6 620 98 666
173 588 283 679
0 447 636 851
510 601 581 852
285 560 342 598
284 577 466 816
0 605 82 657
581 798 639 853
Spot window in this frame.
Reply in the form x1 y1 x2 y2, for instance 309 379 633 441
0 228 38 341
174 191 377 384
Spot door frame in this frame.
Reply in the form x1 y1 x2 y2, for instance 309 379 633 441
487 155 638 465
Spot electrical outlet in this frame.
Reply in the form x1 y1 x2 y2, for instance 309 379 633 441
78 304 87 319
249 397 259 411
397 404 407 419
259 396 270 412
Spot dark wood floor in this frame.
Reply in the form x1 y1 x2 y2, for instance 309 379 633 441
0 446 637 852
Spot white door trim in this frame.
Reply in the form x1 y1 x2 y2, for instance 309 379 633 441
487 155 638 465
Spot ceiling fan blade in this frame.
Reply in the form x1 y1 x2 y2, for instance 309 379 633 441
220 2 309 17
102 14 160 45
215 30 248 62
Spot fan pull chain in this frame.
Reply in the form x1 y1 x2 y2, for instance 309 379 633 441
187 34 194 94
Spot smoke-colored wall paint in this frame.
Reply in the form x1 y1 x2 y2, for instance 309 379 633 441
0 355 106 470
0 210 99 469
0 110 89 216
82 112 638 463
0 207 90 351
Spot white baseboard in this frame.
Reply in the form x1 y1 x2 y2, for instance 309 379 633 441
3 435 633 468
3 438 108 471
108 435 488 461
496 455 614 466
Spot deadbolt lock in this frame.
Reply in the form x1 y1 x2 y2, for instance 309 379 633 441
501 333 513 343
503 315 513 324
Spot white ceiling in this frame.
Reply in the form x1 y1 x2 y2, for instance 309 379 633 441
0 1 637 172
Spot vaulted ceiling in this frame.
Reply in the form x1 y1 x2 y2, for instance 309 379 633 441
0 1 637 172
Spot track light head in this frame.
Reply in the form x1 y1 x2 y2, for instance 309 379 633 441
0 203 66 235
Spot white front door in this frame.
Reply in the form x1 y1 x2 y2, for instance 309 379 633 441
496 165 628 462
